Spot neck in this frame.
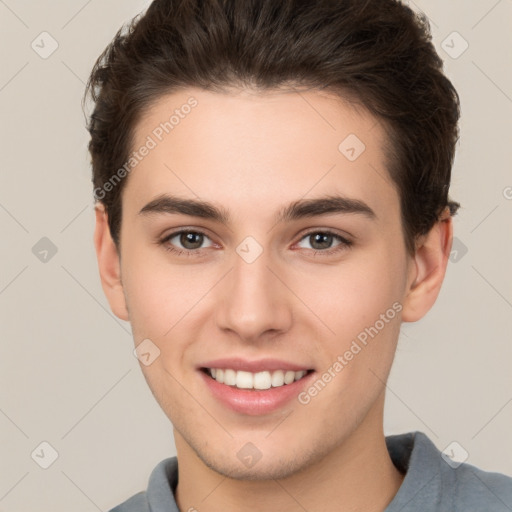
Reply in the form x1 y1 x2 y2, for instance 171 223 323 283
174 394 404 512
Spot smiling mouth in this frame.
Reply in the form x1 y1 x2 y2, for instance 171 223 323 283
201 367 314 391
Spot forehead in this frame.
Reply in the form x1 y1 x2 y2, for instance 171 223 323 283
125 87 398 224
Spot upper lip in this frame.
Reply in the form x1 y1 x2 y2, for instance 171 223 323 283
199 358 313 373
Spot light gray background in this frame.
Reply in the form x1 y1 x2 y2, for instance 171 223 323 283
1 1 511 510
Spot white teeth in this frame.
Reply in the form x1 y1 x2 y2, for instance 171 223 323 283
253 371 271 390
271 370 285 387
236 371 253 389
208 368 309 390
224 369 237 386
294 370 306 381
284 370 296 385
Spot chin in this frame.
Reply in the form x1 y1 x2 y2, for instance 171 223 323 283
194 440 324 481
202 455 307 481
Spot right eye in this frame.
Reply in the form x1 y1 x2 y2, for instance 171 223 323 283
159 229 215 256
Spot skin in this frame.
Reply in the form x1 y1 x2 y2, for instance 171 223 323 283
94 87 453 512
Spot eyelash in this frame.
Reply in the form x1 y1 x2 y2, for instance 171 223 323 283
158 229 353 258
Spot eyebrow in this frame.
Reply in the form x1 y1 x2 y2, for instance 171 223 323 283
138 193 376 224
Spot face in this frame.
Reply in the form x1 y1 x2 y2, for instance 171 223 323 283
107 87 418 479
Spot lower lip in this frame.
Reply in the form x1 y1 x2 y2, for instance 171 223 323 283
199 370 315 416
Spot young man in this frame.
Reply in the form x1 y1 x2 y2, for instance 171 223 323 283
86 0 512 510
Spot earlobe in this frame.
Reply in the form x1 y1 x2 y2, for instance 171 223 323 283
93 204 130 321
401 209 453 322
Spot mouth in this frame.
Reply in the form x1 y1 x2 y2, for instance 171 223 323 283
200 367 314 390
197 360 316 415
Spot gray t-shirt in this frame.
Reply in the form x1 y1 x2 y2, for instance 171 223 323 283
109 431 512 511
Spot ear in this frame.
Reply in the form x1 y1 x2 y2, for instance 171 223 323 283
93 204 129 321
401 209 453 322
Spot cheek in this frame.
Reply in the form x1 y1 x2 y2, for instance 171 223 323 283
120 247 186 340
120 249 220 363
124 275 169 336
333 248 406 375
300 247 406 340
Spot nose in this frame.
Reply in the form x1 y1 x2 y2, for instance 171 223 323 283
215 246 293 343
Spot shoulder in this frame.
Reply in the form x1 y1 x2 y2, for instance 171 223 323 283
108 491 149 512
107 457 179 512
386 431 512 511
445 457 512 510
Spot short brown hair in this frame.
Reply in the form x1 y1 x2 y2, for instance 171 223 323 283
85 0 460 255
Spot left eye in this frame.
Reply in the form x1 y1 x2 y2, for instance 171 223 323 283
296 231 350 252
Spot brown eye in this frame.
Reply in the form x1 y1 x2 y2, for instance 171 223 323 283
296 231 352 254
309 233 335 250
178 232 204 250
160 229 214 255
